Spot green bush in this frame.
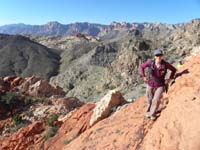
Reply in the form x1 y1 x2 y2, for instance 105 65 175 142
10 122 27 132
12 114 22 125
44 127 58 140
11 116 31 132
24 111 33 117
47 113 58 127
1 91 19 105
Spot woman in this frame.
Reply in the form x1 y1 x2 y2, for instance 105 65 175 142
140 49 176 120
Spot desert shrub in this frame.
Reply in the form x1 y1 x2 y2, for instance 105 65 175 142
47 113 58 127
44 127 58 140
11 114 31 132
0 91 19 105
0 91 23 115
10 122 27 132
24 111 33 117
12 114 23 125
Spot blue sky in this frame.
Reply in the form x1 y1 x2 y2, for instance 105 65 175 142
0 0 200 25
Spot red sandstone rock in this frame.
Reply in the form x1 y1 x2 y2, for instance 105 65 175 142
10 77 24 90
15 76 65 97
51 97 84 110
44 103 95 150
63 97 153 150
28 80 65 97
63 55 200 150
0 121 45 150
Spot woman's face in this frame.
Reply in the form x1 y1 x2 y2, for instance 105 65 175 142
154 54 163 63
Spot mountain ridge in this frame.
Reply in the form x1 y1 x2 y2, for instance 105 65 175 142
0 19 191 37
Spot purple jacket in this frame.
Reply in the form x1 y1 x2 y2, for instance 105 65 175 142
140 60 176 87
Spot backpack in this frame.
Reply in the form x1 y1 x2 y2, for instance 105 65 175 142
148 59 167 83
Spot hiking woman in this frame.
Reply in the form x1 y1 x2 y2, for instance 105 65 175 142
140 49 176 120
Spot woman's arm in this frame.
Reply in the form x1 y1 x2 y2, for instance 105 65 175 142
166 62 177 79
140 60 151 78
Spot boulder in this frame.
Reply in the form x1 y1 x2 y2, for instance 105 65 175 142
3 76 17 82
10 77 24 89
18 76 41 93
90 90 125 126
32 97 84 119
28 80 65 97
17 76 65 97
51 97 84 110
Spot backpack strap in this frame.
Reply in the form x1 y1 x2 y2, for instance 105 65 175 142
148 59 167 83
148 59 155 80
161 60 167 76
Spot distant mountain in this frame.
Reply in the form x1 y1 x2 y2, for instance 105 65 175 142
0 34 60 79
0 22 106 36
0 21 180 37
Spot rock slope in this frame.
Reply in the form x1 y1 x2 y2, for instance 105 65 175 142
62 55 200 150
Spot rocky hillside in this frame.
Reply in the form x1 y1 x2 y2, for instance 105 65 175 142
0 34 60 80
0 54 199 150
0 19 200 102
23 19 199 102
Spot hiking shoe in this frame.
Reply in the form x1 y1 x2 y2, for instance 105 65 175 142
150 116 156 121
145 112 151 118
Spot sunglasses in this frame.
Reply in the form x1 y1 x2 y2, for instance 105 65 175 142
155 54 163 57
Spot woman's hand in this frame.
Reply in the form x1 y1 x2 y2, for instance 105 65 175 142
165 79 171 84
143 77 148 82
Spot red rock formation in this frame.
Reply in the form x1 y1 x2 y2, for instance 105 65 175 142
63 97 153 150
44 103 95 150
0 121 45 150
62 55 200 150
51 97 84 110
64 98 152 150
10 77 24 90
0 75 65 97
27 80 65 97
3 76 17 83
